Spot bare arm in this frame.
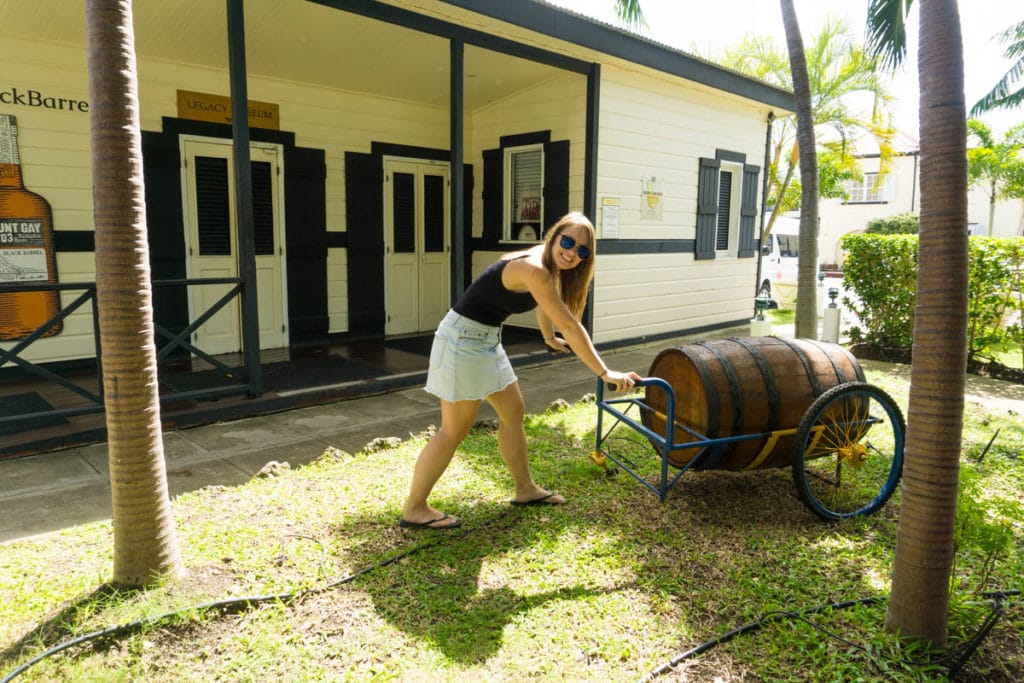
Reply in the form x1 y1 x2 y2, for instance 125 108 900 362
511 258 640 390
536 306 570 354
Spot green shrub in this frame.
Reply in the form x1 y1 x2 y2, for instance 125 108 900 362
841 234 1024 362
967 237 1015 361
840 233 918 349
865 212 920 234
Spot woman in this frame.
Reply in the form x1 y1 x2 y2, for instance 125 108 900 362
400 212 642 529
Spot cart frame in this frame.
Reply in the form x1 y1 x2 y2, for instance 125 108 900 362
592 377 905 519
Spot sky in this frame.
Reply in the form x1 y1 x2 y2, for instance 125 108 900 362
549 0 1022 138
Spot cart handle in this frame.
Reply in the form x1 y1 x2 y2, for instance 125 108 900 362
599 375 672 392
596 376 676 420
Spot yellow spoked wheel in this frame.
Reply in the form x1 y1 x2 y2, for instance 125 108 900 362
792 382 905 520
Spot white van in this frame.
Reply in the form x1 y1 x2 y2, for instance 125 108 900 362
758 214 802 305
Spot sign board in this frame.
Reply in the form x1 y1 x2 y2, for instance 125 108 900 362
176 90 280 130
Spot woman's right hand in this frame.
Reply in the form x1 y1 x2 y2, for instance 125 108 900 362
603 369 642 392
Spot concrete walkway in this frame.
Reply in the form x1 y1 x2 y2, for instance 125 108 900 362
4 322 1022 543
0 326 743 542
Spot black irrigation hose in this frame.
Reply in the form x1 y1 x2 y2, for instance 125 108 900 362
3 511 1019 683
1 536 445 683
642 589 1022 681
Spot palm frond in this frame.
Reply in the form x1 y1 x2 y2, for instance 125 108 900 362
865 0 914 71
611 0 646 30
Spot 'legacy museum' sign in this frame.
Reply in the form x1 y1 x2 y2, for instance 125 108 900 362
176 90 280 130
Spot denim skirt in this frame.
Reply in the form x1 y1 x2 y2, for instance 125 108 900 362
424 310 517 403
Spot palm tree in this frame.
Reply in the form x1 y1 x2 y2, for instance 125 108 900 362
867 0 968 646
715 17 896 240
84 0 184 586
971 20 1024 115
966 119 1024 232
778 0 820 338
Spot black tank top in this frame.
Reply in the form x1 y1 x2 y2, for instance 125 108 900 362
452 257 537 326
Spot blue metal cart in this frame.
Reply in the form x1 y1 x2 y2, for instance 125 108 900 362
591 377 905 520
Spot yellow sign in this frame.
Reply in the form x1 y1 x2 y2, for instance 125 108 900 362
176 90 279 130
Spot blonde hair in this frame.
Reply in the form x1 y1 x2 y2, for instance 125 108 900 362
541 211 596 320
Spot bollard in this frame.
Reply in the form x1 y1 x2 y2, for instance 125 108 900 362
821 286 840 342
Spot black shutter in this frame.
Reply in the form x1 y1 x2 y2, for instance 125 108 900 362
482 148 501 243
284 146 328 339
142 130 188 347
344 152 385 334
738 164 760 257
543 139 570 232
715 169 732 250
695 157 720 260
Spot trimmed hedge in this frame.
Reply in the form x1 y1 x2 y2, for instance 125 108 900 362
841 234 1024 363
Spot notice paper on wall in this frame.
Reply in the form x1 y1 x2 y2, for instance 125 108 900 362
601 197 620 239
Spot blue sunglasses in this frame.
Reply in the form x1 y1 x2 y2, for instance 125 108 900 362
558 234 591 260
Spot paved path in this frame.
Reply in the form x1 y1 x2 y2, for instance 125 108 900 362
4 323 1022 543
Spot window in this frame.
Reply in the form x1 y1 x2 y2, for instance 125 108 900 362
696 152 759 260
776 234 798 258
714 162 744 255
845 172 892 203
504 144 544 241
482 133 568 244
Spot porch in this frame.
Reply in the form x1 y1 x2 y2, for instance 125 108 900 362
0 327 544 460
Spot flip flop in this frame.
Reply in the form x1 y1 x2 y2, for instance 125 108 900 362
398 513 462 530
510 492 566 506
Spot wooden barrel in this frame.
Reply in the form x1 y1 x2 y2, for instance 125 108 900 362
641 337 864 471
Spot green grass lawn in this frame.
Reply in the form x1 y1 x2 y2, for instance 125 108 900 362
1 366 1022 681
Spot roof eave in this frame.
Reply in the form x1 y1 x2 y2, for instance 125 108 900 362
439 0 796 112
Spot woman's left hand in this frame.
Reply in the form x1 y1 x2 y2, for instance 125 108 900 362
545 337 572 354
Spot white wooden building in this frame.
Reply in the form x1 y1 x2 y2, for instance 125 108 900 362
0 0 794 368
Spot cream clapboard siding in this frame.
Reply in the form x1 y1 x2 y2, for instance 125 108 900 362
135 51 450 336
468 70 587 331
3 34 451 361
592 67 771 343
4 7 785 363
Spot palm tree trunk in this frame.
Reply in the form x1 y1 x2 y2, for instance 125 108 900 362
885 0 967 646
779 0 819 338
84 0 184 586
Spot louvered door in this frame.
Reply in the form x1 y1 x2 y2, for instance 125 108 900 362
182 139 285 355
384 158 449 335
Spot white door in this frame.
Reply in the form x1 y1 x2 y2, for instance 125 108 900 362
384 159 449 335
182 139 286 355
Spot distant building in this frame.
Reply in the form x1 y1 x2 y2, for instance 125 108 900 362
818 131 1024 268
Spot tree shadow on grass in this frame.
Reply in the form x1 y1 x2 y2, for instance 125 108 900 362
333 498 629 664
0 583 142 668
370 408 910 660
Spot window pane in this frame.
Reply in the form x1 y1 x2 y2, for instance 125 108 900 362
777 234 799 257
511 148 542 224
392 172 415 253
423 174 444 253
846 172 890 203
252 160 274 256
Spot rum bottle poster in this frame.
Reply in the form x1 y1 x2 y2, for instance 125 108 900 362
0 113 61 340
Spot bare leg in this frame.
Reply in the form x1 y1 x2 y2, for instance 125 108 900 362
402 398 480 526
487 382 565 504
